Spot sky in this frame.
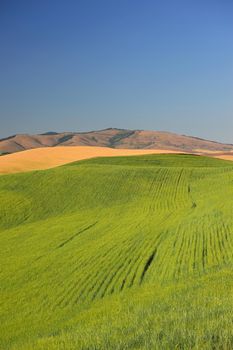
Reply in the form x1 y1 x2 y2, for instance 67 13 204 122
0 0 233 143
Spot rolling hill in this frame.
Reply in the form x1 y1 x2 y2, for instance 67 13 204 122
1 154 233 349
1 128 233 154
0 146 184 174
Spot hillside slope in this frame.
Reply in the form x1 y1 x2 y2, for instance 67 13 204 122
1 128 233 154
0 146 184 174
0 154 233 349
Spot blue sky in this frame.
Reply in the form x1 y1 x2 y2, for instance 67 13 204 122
0 0 232 142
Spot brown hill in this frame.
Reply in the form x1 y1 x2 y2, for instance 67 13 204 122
0 128 232 154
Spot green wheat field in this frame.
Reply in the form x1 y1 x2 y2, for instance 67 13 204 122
1 154 233 349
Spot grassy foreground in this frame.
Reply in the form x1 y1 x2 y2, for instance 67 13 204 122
0 154 233 349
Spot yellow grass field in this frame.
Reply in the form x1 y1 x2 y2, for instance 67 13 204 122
0 146 232 174
213 155 233 161
0 146 185 174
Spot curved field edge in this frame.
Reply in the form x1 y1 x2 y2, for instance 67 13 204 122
0 154 233 349
0 145 232 175
0 146 186 174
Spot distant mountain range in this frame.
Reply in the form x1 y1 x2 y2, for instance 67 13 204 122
0 128 233 154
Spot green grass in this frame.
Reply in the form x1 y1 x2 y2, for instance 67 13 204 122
0 154 233 349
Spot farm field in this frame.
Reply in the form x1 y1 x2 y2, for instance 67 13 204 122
0 154 233 349
0 145 233 175
0 146 184 175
